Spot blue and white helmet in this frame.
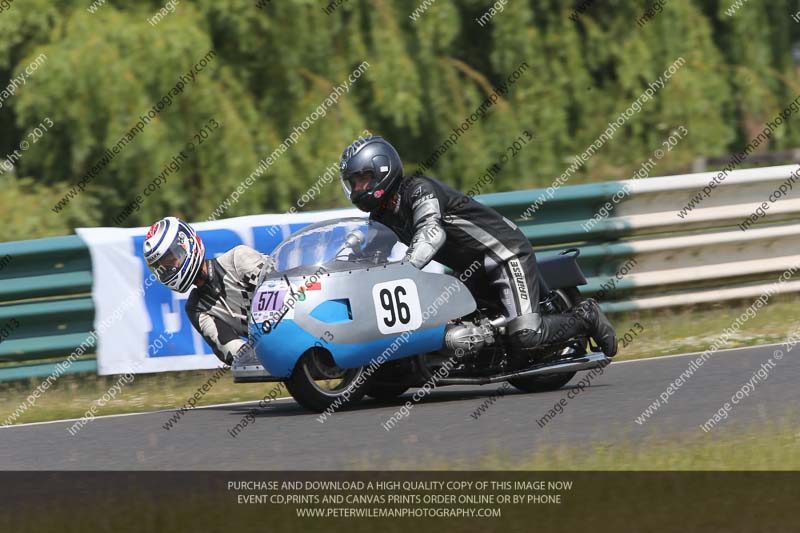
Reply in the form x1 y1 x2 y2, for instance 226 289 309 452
143 217 205 293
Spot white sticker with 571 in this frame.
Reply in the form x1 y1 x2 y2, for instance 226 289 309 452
252 280 292 324
372 279 423 334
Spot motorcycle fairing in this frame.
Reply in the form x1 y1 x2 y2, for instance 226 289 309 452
249 319 445 377
250 262 476 376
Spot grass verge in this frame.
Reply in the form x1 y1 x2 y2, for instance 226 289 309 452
610 292 800 361
0 368 289 425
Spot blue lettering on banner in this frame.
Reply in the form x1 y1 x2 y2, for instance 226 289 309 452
252 223 307 253
131 224 306 358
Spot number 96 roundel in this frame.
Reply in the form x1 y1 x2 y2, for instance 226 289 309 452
371 279 423 335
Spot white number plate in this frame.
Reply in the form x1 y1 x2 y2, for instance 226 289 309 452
252 280 293 323
372 279 423 334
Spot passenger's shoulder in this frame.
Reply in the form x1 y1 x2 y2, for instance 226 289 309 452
230 245 272 275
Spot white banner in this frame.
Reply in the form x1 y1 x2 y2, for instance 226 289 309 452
78 208 361 375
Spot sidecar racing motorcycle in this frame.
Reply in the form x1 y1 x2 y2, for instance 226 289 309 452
232 217 611 412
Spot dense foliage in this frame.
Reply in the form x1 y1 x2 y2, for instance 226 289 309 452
1 0 799 240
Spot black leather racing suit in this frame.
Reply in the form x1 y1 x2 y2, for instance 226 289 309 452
370 175 587 348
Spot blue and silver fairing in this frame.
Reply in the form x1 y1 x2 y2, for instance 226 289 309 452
247 219 476 378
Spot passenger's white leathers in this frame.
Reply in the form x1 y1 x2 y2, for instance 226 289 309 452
185 246 275 364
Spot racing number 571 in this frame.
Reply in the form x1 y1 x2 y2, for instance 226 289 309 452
257 290 279 311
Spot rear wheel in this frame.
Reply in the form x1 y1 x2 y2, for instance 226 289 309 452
508 288 583 393
285 348 368 413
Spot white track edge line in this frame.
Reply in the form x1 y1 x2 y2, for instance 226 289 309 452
612 341 784 364
0 397 294 430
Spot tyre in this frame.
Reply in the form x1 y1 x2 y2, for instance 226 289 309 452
364 383 409 401
285 348 368 413
508 288 583 393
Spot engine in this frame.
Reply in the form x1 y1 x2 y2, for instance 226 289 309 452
443 316 505 356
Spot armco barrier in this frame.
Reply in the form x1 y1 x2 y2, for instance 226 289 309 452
1 163 798 380
0 235 97 380
499 164 800 312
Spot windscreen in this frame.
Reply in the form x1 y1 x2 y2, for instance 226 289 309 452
267 218 404 274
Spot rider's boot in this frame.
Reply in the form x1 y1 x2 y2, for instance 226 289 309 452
571 299 618 357
507 312 588 352
506 300 617 358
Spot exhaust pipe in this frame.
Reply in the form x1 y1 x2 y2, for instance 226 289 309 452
433 352 611 385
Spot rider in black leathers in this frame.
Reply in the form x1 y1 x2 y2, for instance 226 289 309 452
339 136 617 357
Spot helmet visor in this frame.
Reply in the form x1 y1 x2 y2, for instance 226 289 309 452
151 241 189 283
342 171 377 199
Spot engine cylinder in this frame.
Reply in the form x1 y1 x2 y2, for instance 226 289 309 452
444 321 495 355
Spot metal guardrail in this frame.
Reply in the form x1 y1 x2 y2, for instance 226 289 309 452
1 164 798 380
486 164 800 312
0 235 97 380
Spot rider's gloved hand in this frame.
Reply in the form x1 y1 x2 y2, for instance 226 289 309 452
217 343 248 367
232 343 262 367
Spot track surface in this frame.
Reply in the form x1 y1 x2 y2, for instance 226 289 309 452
1 344 797 469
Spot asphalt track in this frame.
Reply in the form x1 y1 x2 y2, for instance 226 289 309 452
1 343 797 469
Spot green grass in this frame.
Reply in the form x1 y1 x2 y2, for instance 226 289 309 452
610 292 800 361
0 368 289 425
1 293 799 426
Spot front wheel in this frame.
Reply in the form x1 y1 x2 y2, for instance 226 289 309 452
285 348 368 413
